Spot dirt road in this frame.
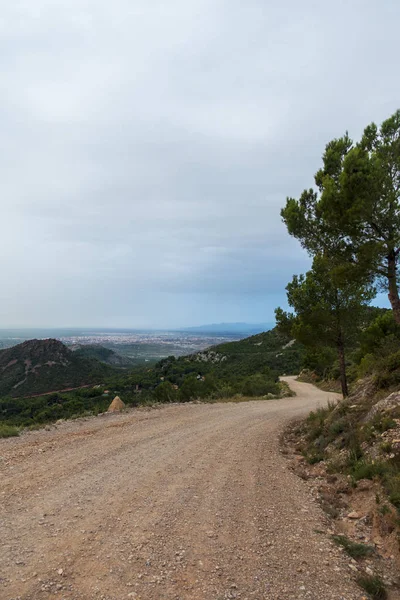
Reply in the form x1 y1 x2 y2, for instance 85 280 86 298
0 378 364 599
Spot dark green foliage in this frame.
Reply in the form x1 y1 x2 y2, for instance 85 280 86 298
0 388 116 427
143 327 303 402
350 460 388 482
240 375 279 397
358 311 400 358
302 347 337 378
370 413 397 434
282 109 400 325
373 351 400 389
276 254 374 397
179 376 200 402
353 311 400 389
356 574 387 599
153 381 177 403
212 328 304 375
331 535 375 559
74 345 134 367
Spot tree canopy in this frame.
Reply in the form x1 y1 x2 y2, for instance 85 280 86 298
282 109 400 322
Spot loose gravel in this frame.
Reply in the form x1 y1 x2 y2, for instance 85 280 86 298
0 378 365 599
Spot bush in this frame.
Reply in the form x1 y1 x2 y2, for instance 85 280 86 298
356 574 387 599
0 424 19 438
241 375 279 397
380 441 393 454
350 460 387 482
371 413 396 433
179 376 200 402
328 418 348 436
332 535 374 559
154 381 177 403
305 452 325 464
306 401 336 442
373 350 400 389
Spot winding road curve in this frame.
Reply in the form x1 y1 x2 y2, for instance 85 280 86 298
0 378 364 599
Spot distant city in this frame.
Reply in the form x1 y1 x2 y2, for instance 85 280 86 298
0 323 273 362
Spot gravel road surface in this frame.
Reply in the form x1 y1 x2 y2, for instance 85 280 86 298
0 377 365 599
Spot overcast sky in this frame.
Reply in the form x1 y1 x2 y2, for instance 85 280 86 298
0 1 399 328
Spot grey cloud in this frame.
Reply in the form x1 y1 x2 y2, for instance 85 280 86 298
0 0 399 326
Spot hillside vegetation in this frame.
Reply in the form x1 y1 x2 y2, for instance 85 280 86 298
107 327 304 404
72 344 135 367
0 328 303 430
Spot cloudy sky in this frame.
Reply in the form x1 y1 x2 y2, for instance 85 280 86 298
0 1 399 328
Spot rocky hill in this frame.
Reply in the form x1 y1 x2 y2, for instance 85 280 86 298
0 339 113 397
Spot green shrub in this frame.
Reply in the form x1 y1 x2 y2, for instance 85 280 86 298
348 457 400 512
379 504 391 516
371 413 396 433
387 472 400 510
350 460 387 482
356 574 387 599
178 376 200 402
305 452 325 464
380 441 393 454
154 381 177 403
306 402 336 442
361 423 376 443
0 424 19 438
358 353 377 378
331 535 374 559
240 375 279 397
307 402 336 424
328 418 348 436
374 350 400 389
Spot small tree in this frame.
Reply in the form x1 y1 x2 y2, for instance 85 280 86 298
276 255 374 397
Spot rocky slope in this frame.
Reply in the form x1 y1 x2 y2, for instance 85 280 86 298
282 376 400 598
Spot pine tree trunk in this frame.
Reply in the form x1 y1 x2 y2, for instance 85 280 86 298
387 251 400 324
337 336 349 398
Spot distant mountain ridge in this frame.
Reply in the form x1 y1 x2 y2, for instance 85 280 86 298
182 322 274 334
0 338 113 397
